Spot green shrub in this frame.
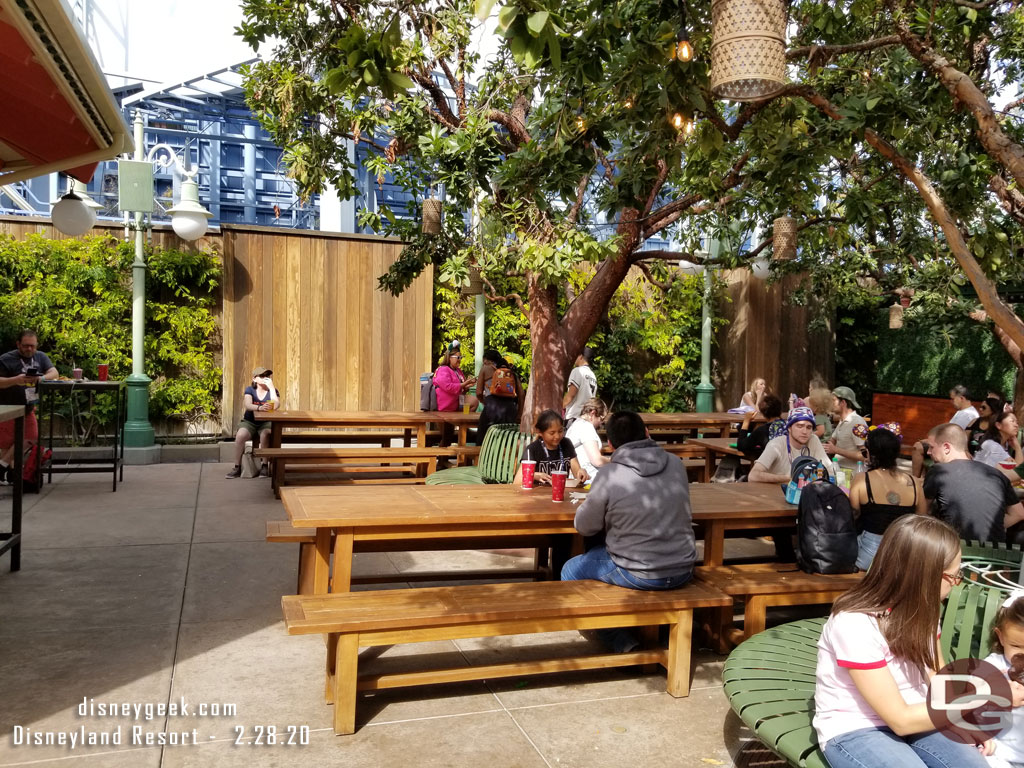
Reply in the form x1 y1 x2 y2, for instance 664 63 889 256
0 233 221 435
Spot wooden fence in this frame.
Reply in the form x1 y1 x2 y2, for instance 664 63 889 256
714 270 834 410
0 217 433 433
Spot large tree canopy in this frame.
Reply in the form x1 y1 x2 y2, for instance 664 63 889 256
238 0 1024 417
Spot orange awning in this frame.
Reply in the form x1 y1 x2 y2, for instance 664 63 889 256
0 0 132 186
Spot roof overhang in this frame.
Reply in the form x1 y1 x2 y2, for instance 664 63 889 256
0 0 133 186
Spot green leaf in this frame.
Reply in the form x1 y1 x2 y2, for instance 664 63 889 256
865 96 880 110
386 70 414 91
497 4 519 31
475 0 497 21
527 10 549 37
544 27 561 69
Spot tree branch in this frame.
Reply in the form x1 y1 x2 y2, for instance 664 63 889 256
634 261 677 291
794 84 1024 353
641 157 670 219
567 171 591 226
408 69 460 129
891 6 1024 190
643 151 751 237
481 274 528 319
486 109 531 146
990 174 1024 226
787 36 901 62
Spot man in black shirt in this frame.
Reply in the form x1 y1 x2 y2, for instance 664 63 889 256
736 393 784 461
923 422 1024 542
0 329 58 480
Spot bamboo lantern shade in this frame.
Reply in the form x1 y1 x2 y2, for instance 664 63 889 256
461 267 484 296
889 303 904 329
772 215 797 260
422 198 442 235
710 0 787 102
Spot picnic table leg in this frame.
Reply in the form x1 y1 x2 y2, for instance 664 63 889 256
416 423 426 449
665 609 693 697
404 428 412 448
704 448 714 483
331 528 355 592
744 595 770 638
703 521 726 567
332 633 360 735
457 424 468 447
313 528 332 595
271 422 282 449
297 542 315 595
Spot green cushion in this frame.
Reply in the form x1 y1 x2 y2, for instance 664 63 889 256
424 467 485 485
425 424 530 486
723 542 1015 768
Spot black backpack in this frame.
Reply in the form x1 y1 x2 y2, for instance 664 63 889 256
796 481 859 574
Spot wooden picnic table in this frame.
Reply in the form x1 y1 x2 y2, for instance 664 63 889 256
262 410 480 449
638 412 757 440
685 436 748 480
281 481 796 595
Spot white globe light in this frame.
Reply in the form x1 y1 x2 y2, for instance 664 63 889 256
677 259 704 276
171 211 209 241
51 194 96 236
751 257 771 279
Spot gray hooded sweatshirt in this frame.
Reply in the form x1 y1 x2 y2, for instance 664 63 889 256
573 438 696 579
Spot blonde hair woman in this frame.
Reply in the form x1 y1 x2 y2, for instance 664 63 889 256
566 398 609 483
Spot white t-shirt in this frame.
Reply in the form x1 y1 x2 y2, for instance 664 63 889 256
984 652 1024 764
951 406 979 429
566 418 602 483
813 611 933 748
565 365 597 421
974 439 1012 467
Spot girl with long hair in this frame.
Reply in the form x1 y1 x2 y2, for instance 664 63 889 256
974 410 1023 468
814 515 992 767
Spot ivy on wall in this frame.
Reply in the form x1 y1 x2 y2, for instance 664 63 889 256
0 233 222 433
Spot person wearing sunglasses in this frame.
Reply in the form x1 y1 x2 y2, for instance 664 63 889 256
813 515 1023 768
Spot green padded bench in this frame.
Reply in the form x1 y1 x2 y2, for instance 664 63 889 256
425 423 530 485
724 547 1017 768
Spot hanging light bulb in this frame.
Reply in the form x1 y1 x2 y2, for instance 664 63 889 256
623 96 634 109
675 35 693 62
684 118 695 135
575 114 586 133
671 113 684 130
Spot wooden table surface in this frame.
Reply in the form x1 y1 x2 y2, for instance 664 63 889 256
685 436 747 480
638 412 761 440
263 409 480 447
282 481 796 593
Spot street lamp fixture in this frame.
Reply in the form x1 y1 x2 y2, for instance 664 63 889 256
51 111 213 452
50 179 102 237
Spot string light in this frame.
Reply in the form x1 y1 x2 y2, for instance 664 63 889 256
624 96 634 109
675 37 693 62
671 113 695 134
575 114 586 133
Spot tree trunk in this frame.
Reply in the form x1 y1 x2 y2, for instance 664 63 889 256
521 275 570 431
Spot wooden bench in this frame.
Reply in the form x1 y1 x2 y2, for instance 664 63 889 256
266 521 553 594
279 429 440 448
723 553 1009 768
254 446 459 497
282 578 732 734
695 563 863 650
661 443 711 483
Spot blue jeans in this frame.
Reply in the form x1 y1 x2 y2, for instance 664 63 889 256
824 726 989 768
560 546 692 652
856 531 883 571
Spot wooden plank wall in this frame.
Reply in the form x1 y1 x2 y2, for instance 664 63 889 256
221 225 432 425
714 269 834 410
1 216 433 432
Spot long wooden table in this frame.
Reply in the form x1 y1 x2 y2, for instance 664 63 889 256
263 410 480 448
638 412 758 440
685 436 748 480
281 482 796 595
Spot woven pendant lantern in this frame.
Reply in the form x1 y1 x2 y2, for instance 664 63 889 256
422 198 442 235
772 215 797 260
889 302 904 329
710 0 787 102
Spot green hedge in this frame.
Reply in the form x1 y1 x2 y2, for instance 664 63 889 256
0 233 221 432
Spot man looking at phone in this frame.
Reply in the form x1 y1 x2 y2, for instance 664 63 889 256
0 329 58 481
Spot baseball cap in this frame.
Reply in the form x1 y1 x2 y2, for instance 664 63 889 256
252 366 272 377
831 386 860 410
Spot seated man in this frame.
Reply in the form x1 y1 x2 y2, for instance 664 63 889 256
924 422 1024 543
748 406 834 484
0 329 58 482
561 411 696 651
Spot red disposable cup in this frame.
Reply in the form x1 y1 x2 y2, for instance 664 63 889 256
1000 460 1017 471
551 470 568 502
72 368 83 380
97 363 108 381
521 460 536 489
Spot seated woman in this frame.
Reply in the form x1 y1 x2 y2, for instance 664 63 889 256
973 410 1023 467
225 366 279 479
814 514 1018 768
737 377 769 412
848 425 926 570
967 396 1003 454
736 393 784 460
565 398 609 484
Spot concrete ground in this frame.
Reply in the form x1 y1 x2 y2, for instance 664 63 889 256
0 463 799 768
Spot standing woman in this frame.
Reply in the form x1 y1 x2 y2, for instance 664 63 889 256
814 515 1006 768
433 342 477 412
225 366 279 479
848 425 927 570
